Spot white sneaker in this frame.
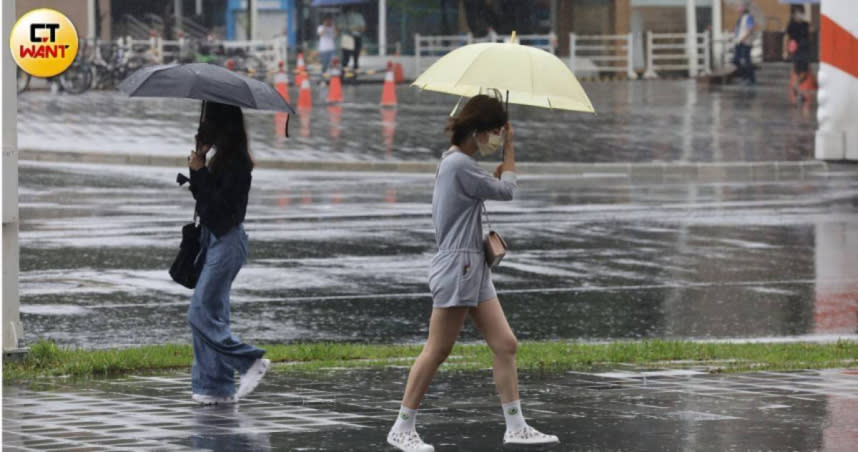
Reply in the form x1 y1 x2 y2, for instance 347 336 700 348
387 429 434 452
503 425 559 445
192 393 237 405
236 358 270 399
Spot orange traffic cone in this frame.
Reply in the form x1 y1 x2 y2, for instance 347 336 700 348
393 63 404 84
274 111 290 139
297 78 312 109
327 105 342 141
274 61 290 102
380 61 397 107
381 108 396 157
327 57 343 103
298 106 312 138
295 52 307 88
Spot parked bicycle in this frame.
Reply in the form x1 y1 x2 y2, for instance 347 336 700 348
59 38 158 94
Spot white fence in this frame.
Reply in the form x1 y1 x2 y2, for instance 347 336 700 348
644 31 711 78
414 32 556 75
415 30 765 80
569 33 636 79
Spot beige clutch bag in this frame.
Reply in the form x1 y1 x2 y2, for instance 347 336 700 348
482 203 508 268
484 230 508 268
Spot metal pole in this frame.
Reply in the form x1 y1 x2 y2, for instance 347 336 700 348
196 0 203 17
644 30 657 79
626 33 637 79
415 33 420 74
249 0 259 40
712 0 723 69
174 0 183 37
379 0 387 56
87 0 97 40
2 0 22 353
568 33 576 72
686 0 698 77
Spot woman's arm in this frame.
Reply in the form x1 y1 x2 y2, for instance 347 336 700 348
459 165 516 201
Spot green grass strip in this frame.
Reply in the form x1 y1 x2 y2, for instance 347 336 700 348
4 339 857 382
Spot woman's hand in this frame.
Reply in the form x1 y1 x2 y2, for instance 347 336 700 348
188 149 206 171
503 122 514 146
194 135 212 156
500 122 515 174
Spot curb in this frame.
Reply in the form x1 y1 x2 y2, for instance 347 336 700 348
19 148 829 180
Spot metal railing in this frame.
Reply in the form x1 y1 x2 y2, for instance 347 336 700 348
569 33 637 78
413 30 765 80
643 31 711 78
415 32 556 75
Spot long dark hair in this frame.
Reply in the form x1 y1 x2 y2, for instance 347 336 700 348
445 94 507 146
198 101 255 175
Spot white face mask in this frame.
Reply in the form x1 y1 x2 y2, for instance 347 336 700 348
477 132 502 156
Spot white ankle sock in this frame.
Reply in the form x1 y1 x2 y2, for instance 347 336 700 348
392 405 417 432
502 400 526 432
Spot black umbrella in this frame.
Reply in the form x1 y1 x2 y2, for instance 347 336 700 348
119 63 295 135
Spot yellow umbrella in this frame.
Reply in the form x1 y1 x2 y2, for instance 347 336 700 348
412 32 595 113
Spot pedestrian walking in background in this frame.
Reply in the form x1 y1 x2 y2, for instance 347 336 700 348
386 95 559 452
791 60 818 116
317 15 337 76
733 1 757 85
784 5 812 104
338 5 365 72
187 101 270 405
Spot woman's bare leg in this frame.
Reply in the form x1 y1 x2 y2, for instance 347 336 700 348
401 307 469 409
468 298 519 403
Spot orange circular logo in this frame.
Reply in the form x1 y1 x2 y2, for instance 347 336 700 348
10 8 79 78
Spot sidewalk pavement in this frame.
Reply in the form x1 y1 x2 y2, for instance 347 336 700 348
4 366 857 451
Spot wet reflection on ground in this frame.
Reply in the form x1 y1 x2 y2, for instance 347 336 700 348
17 80 816 163
4 367 857 451
17 161 858 347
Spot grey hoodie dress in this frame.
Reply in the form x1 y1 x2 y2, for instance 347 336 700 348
429 147 517 308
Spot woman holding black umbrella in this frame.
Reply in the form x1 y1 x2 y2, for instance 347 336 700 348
186 101 269 405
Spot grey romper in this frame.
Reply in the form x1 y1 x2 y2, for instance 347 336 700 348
429 147 517 308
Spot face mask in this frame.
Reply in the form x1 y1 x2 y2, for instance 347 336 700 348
477 133 502 156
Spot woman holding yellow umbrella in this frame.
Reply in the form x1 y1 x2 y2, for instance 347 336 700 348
387 33 592 452
387 95 559 451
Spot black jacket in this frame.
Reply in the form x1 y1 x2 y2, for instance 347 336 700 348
189 164 251 238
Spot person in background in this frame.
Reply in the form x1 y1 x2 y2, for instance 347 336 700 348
792 60 818 116
733 1 756 85
784 5 811 104
317 15 337 77
338 5 366 72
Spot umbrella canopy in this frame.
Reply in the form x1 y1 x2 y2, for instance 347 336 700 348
119 63 295 114
412 38 594 113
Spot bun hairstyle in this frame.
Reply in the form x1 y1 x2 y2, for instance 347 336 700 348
445 94 508 146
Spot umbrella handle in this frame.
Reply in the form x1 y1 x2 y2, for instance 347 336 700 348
199 100 207 125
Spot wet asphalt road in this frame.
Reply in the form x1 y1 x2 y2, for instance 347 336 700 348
4 367 858 451
17 160 858 347
17 76 816 163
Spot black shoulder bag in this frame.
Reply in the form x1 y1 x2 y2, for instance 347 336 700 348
170 173 205 289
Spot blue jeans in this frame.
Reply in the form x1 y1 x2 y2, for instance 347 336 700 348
187 224 265 397
319 50 335 74
733 43 755 84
